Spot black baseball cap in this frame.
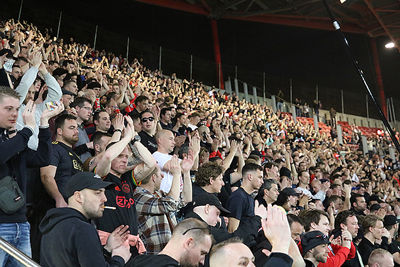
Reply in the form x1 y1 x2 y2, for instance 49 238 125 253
384 215 400 227
281 187 300 197
62 89 75 96
64 172 112 199
193 193 230 214
301 231 330 256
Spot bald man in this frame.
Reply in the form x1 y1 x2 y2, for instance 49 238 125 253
368 248 394 267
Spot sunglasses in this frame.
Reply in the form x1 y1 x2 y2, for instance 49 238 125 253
141 117 154 123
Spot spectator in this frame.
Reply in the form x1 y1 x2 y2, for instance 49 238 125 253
0 87 60 264
368 248 394 267
287 214 305 244
359 214 386 264
131 218 213 266
255 179 279 206
128 95 148 118
138 110 158 153
227 163 263 233
40 172 131 267
159 107 173 130
301 231 330 266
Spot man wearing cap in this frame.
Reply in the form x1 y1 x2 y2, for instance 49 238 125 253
186 193 265 245
61 89 75 109
301 231 330 267
40 172 131 267
274 187 300 212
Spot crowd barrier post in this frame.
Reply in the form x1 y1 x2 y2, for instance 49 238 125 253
289 78 293 104
271 95 277 113
56 11 62 39
337 124 343 144
93 25 98 50
234 78 239 97
366 94 369 119
243 82 249 102
361 136 368 155
189 54 193 81
158 46 162 71
252 86 257 104
390 98 396 122
234 65 237 79
316 84 319 102
291 105 297 123
263 72 266 105
313 115 319 132
126 37 129 60
340 89 344 114
17 0 23 22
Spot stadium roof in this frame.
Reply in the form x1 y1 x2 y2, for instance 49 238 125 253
137 0 400 51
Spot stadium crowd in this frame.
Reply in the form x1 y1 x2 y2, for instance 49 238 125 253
0 18 400 267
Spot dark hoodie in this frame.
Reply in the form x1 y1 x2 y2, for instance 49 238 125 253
40 207 125 267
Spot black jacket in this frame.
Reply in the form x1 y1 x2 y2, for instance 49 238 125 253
0 127 51 223
185 211 261 246
40 207 125 267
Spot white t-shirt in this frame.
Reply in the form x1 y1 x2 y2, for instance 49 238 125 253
152 151 182 193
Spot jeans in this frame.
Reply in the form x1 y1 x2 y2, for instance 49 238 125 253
0 223 31 267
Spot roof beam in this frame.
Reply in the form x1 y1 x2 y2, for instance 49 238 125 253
363 0 400 52
136 0 208 15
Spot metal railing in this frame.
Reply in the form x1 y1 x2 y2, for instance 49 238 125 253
0 237 40 267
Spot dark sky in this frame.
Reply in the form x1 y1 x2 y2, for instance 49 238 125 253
1 0 399 117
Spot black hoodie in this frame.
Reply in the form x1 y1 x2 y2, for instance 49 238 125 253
40 207 125 267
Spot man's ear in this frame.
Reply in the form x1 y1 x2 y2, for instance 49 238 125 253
56 128 63 136
183 237 195 250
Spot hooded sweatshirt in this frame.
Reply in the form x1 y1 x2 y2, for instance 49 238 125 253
40 207 125 267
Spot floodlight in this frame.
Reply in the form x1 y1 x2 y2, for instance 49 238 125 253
385 42 395 49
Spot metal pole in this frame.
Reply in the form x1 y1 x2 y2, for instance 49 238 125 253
190 54 193 81
93 25 98 50
158 46 162 71
290 78 293 104
126 37 129 60
341 89 344 114
235 65 238 79
387 98 392 123
17 0 23 22
316 83 319 102
366 94 369 119
56 11 62 39
0 237 40 267
263 72 266 104
391 97 396 122
218 63 221 89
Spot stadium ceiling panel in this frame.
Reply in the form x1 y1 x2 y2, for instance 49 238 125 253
136 0 400 49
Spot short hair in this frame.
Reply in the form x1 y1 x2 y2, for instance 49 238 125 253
325 195 342 208
362 215 382 234
368 248 393 266
140 166 159 185
262 179 278 191
299 209 329 232
350 193 364 206
209 237 243 262
93 110 108 122
188 112 200 119
175 112 185 120
131 112 141 122
55 114 77 130
139 109 154 119
264 162 277 170
92 132 111 147
0 86 20 103
160 107 171 118
71 97 91 109
172 218 211 243
194 162 224 187
242 163 263 177
287 214 304 227
134 95 148 105
298 170 308 177
63 80 76 89
334 210 356 230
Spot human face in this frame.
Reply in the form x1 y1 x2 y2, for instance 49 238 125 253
111 147 130 176
290 221 304 243
141 112 154 133
65 81 78 94
371 220 384 240
95 111 111 131
300 172 310 185
250 170 264 191
354 196 367 212
162 110 172 123
62 94 73 108
76 101 92 122
132 118 142 132
206 205 221 227
160 131 175 153
137 100 148 112
313 215 330 236
11 67 22 80
312 244 329 263
0 96 19 129
210 174 224 193
265 184 279 203
80 188 107 219
288 195 298 207
60 119 79 145
344 215 359 238
181 235 212 267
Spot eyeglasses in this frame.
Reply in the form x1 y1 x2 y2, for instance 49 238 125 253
141 117 154 123
182 227 210 236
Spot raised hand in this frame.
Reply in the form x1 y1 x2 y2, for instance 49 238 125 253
181 150 194 172
112 113 124 132
23 100 37 129
105 225 130 252
41 101 64 125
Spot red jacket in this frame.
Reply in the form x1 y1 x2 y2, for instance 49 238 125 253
318 242 356 267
